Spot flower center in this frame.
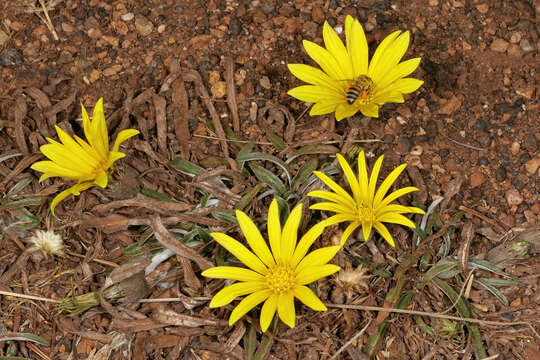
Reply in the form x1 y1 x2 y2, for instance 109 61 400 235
357 205 376 224
265 264 295 294
345 75 375 106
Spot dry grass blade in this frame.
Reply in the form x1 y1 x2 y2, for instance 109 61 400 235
92 195 191 214
153 306 227 327
150 215 213 270
458 222 474 276
37 0 59 41
225 56 240 132
152 93 167 154
171 73 190 158
183 69 229 157
14 95 29 154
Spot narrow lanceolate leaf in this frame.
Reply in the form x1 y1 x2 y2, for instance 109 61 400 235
170 158 205 176
237 152 292 184
285 145 339 164
236 183 267 211
474 278 509 306
468 258 517 279
417 259 458 289
250 164 287 196
0 332 50 346
292 158 318 191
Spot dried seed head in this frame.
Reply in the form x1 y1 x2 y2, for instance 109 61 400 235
28 230 65 258
335 264 371 296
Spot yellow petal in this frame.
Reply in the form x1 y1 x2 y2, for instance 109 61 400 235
277 292 295 328
345 15 369 77
310 202 355 215
375 187 419 211
291 220 326 267
236 210 275 268
209 281 267 308
296 264 341 285
373 163 407 207
373 222 395 247
302 40 346 80
287 64 343 92
361 221 373 242
310 102 338 116
112 129 139 152
372 90 405 105
94 170 108 188
340 221 361 245
281 203 303 262
357 151 369 203
377 204 424 216
378 213 416 229
229 289 272 326
377 58 421 90
323 21 354 79
267 199 282 262
370 31 410 84
211 233 268 274
293 285 327 311
312 171 356 205
106 151 126 169
49 182 94 216
336 154 361 204
335 103 358 121
82 99 108 160
288 85 343 103
389 78 424 94
367 30 402 79
358 103 379 118
54 126 102 166
31 160 85 181
201 266 265 282
260 293 278 332
307 190 356 209
325 213 356 226
368 155 384 204
296 246 340 274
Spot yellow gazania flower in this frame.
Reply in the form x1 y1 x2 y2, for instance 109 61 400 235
308 151 425 247
202 199 340 332
287 15 423 120
31 98 139 215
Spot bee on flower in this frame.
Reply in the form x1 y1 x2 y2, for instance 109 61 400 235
31 98 139 215
202 199 340 332
287 15 423 120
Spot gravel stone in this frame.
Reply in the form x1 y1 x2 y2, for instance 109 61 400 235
490 38 509 52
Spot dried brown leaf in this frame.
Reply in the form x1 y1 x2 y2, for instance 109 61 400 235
153 306 227 327
458 222 474 276
152 93 167 154
14 95 28 153
225 56 240 132
150 215 213 270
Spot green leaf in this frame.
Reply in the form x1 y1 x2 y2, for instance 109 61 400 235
236 183 266 212
170 158 205 176
468 258 517 279
0 197 43 210
5 178 33 198
140 189 180 203
266 132 287 152
414 315 435 336
292 158 318 191
0 333 49 346
474 278 509 306
212 210 238 224
418 259 458 289
250 164 287 196
285 145 339 164
436 281 487 360
236 142 256 171
237 152 291 184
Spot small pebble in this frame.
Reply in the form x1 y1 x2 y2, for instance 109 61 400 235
135 15 154 37
510 32 521 43
519 39 533 52
524 156 540 174
469 172 486 188
505 189 523 207
428 0 439 6
410 145 423 156
259 76 271 90
0 30 9 47
495 167 506 181
490 38 509 52
478 157 489 166
158 25 166 33
510 141 520 155
121 12 134 21
476 3 489 13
